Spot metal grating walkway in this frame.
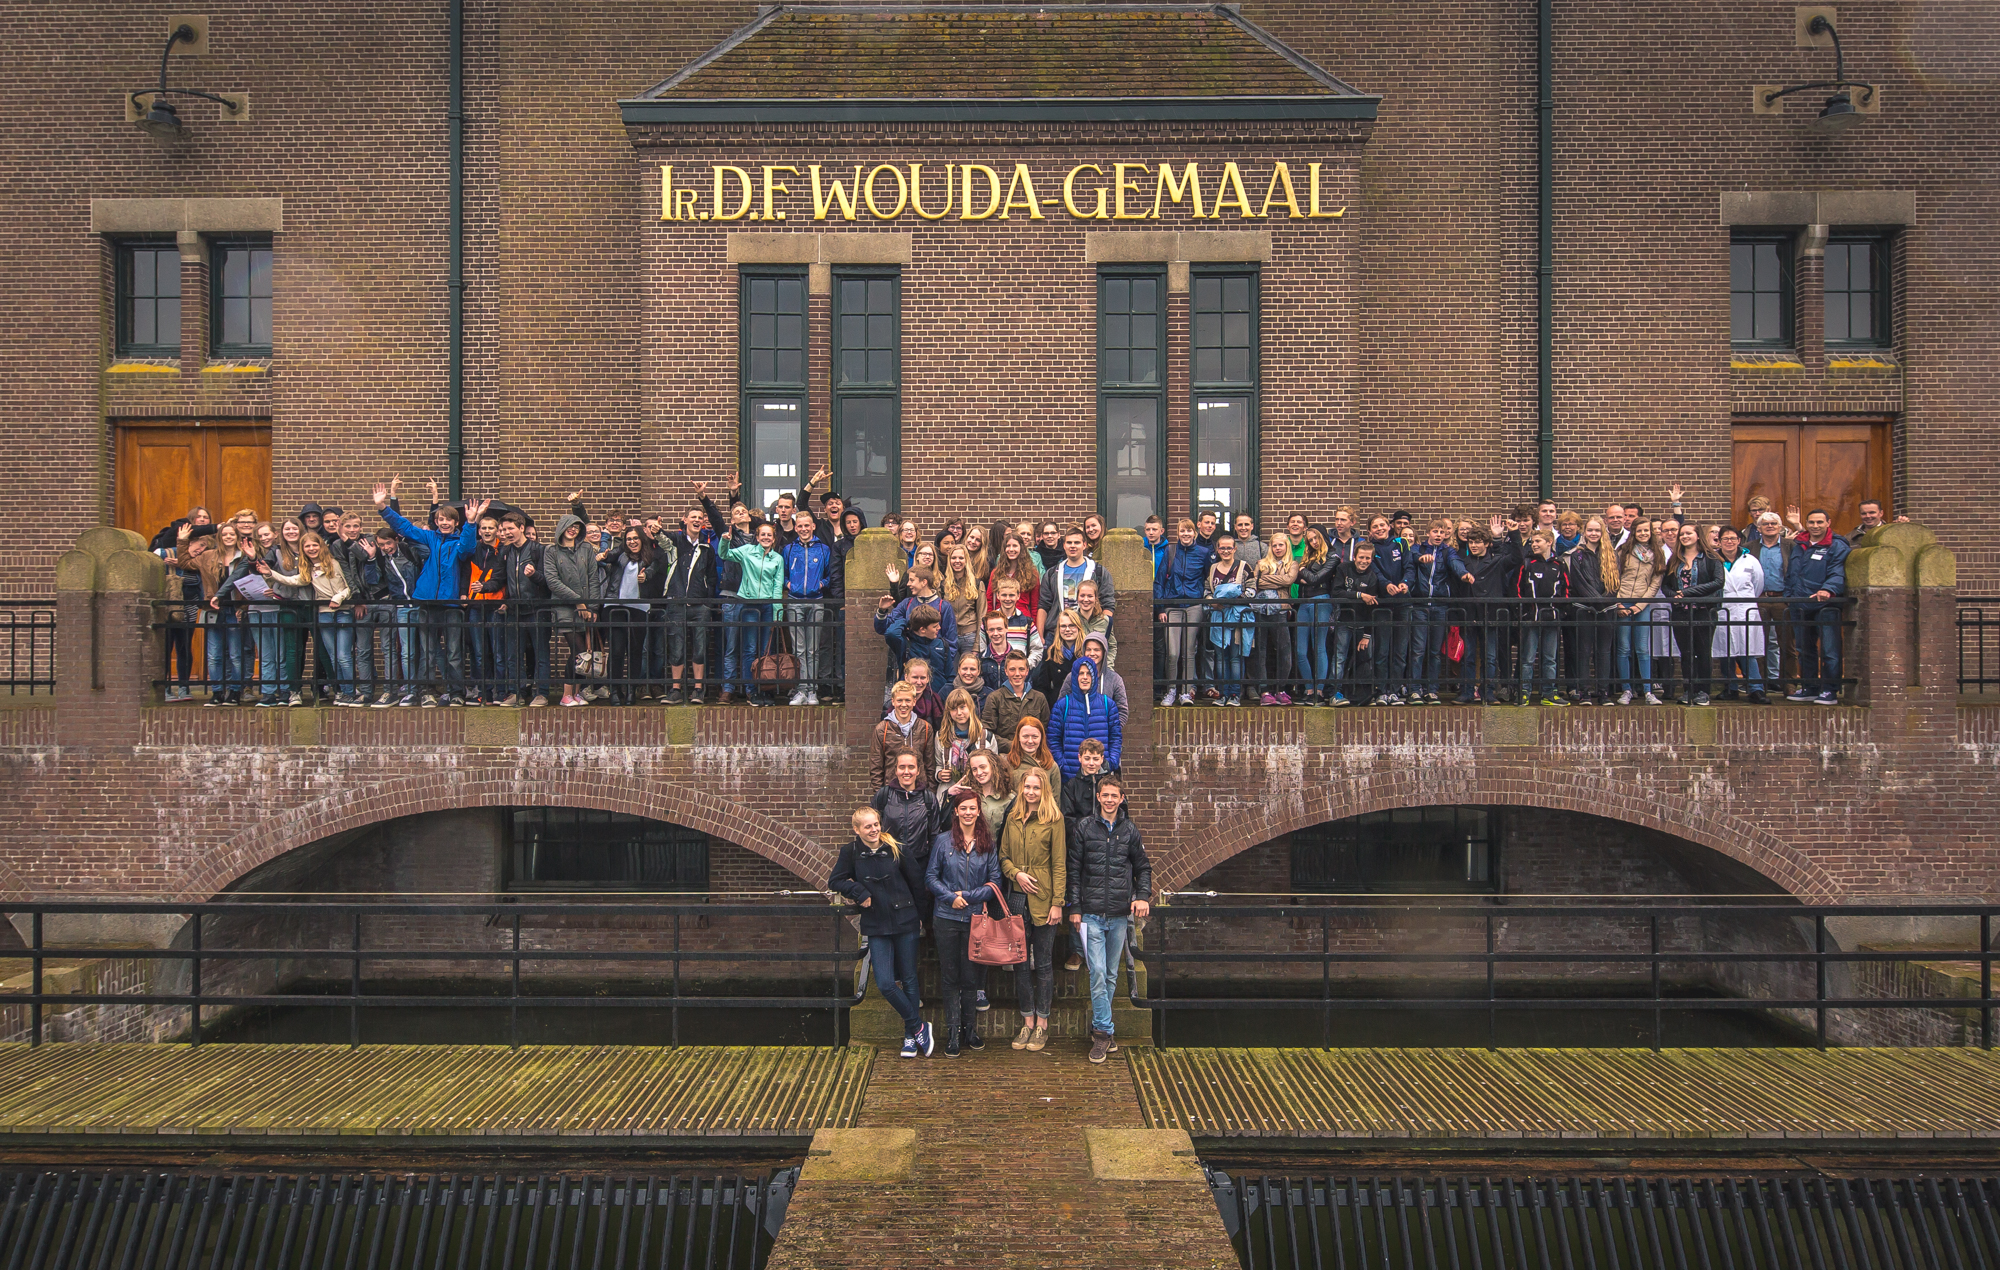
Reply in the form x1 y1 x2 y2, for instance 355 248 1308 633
0 1045 873 1140
1209 1173 2000 1270
1131 1048 2000 1140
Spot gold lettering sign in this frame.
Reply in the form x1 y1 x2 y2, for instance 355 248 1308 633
659 161 1346 223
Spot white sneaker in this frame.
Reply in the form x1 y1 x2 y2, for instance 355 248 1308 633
1644 692 1662 705
788 688 808 706
805 690 819 706
1616 690 1633 706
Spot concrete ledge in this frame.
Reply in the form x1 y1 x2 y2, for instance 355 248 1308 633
1480 706 1539 747
1084 230 1271 292
800 1127 916 1182
1720 190 1913 227
91 197 284 234
463 707 521 747
1083 1127 1201 1181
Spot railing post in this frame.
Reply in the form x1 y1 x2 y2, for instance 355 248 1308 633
1983 913 1992 1051
189 910 202 1048
30 910 42 1047
1486 912 1497 1050
672 912 681 1049
1650 913 1662 1051
349 911 362 1050
1320 910 1330 1051
510 913 522 1051
1815 913 1827 1050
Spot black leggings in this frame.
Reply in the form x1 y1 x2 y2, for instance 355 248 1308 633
935 920 980 1039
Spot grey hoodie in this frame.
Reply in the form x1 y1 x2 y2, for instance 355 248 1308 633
544 513 602 623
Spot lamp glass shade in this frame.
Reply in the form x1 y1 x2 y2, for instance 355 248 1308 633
1811 91 1860 134
137 98 184 141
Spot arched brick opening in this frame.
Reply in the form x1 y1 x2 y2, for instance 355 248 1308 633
1162 770 1836 900
174 773 838 901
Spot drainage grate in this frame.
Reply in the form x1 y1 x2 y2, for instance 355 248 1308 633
0 1169 794 1270
1208 1172 2000 1270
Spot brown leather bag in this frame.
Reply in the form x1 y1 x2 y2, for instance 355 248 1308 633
750 625 801 689
968 881 1028 966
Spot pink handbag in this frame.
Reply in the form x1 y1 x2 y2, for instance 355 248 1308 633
967 882 1028 967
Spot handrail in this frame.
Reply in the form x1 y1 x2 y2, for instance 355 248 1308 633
2 898 866 1049
1127 899 1997 1052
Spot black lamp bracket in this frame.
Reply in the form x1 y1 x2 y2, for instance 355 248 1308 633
127 24 242 115
1761 16 1875 109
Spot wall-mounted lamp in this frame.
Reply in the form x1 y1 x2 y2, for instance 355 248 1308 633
1757 15 1876 135
127 23 245 142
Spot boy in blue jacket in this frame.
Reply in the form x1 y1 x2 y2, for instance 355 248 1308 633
1405 517 1465 703
373 480 487 706
1049 658 1122 778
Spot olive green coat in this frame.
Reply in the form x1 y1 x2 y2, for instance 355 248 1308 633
998 813 1067 926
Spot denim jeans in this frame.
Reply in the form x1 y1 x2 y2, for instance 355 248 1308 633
1519 623 1559 697
1293 597 1333 695
1406 603 1447 694
349 608 377 697
315 611 357 696
1080 912 1130 1037
420 606 465 698
367 604 416 699
727 601 774 693
517 608 552 698
249 609 283 698
1215 641 1244 699
867 929 923 1035
205 611 244 697
1456 623 1506 698
1614 611 1655 694
1793 606 1843 696
466 606 509 700
1326 623 1357 696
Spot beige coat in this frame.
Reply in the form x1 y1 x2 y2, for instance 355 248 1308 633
998 812 1066 926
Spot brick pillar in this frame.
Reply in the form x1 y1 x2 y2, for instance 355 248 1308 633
1845 522 1955 710
842 527 898 749
54 528 166 748
1099 528 1155 755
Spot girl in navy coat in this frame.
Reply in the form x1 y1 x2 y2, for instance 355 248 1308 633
829 807 935 1059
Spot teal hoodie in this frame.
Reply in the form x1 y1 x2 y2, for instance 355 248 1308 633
720 538 785 607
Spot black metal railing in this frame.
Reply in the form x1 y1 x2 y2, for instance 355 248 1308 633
0 1170 794 1270
151 597 843 706
0 600 56 695
1 898 864 1048
1959 597 2000 694
1130 899 1997 1051
1207 1171 2000 1270
1150 594 1856 706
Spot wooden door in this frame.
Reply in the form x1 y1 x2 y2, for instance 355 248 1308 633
1731 418 1890 535
115 422 271 539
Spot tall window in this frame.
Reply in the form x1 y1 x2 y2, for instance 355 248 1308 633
508 807 711 891
832 269 899 523
739 270 809 512
1190 268 1259 520
1730 234 1793 348
116 240 181 357
1289 807 1499 894
210 238 273 356
1097 267 1165 528
1825 237 1890 348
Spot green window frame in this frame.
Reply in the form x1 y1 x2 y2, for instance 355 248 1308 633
1189 266 1260 522
739 269 810 513
831 267 900 523
1825 236 1891 349
1288 807 1500 895
507 807 711 892
1730 233 1793 349
1097 266 1166 529
209 237 273 356
115 239 181 357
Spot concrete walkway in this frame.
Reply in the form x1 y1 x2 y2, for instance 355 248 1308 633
768 1038 1238 1269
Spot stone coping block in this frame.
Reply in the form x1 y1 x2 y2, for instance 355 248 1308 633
800 1127 916 1182
1083 1126 1202 1181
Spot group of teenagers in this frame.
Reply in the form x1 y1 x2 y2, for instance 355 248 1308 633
1140 491 1873 708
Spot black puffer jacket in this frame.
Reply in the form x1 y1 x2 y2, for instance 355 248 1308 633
827 837 924 937
870 785 939 876
1065 804 1152 917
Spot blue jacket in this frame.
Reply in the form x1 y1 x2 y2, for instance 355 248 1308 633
1154 540 1213 602
1365 536 1414 591
925 833 1004 924
875 596 961 685
378 506 479 601
782 536 834 599
1048 658 1122 778
1784 533 1849 607
1408 540 1464 600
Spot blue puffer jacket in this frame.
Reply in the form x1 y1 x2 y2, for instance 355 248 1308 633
1048 657 1122 778
379 506 479 602
1154 540 1213 602
925 833 1004 924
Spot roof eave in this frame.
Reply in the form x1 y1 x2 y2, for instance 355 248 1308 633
618 96 1381 126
